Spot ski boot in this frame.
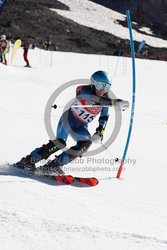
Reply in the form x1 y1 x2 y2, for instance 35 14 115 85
14 138 66 172
14 155 36 172
36 140 92 176
36 158 65 176
35 138 66 160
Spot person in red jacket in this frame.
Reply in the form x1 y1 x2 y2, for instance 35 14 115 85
23 40 31 67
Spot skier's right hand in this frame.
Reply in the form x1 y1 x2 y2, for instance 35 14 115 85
112 99 129 111
92 126 104 144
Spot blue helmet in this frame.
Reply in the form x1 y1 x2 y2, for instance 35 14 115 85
91 70 112 92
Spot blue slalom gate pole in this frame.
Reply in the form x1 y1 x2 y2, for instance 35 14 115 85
116 10 136 179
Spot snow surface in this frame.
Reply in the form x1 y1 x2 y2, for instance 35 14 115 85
51 0 167 48
139 27 153 36
0 42 167 250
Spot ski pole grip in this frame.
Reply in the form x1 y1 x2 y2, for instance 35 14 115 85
51 104 57 109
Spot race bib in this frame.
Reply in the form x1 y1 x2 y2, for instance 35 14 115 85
71 99 102 123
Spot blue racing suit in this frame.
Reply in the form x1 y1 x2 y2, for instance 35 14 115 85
31 85 109 167
57 85 109 141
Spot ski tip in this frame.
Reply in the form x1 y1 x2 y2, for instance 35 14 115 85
94 178 99 186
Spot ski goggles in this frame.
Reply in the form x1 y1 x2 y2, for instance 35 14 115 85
95 81 111 92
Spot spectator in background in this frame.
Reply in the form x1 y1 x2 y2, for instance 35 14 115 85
29 43 36 50
113 49 124 57
31 43 36 50
23 40 31 67
158 51 166 61
43 38 52 50
0 34 9 65
142 49 149 59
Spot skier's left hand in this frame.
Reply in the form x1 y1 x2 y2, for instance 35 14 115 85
92 126 104 144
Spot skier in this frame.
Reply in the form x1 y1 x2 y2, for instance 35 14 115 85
0 34 9 65
15 70 129 174
23 40 31 67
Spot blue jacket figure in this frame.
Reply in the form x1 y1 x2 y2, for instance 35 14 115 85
15 71 129 174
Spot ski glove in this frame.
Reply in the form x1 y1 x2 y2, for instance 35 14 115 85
92 126 104 144
112 99 129 111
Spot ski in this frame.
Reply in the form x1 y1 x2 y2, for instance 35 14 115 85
12 164 99 186
53 175 74 185
53 175 99 186
74 177 99 186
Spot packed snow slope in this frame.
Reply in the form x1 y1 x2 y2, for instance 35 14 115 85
0 48 167 250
